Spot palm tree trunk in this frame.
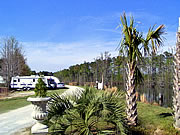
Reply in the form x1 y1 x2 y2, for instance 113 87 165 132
173 31 180 129
126 62 137 126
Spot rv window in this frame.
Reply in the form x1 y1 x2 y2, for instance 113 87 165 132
13 80 17 82
33 79 35 82
18 79 20 82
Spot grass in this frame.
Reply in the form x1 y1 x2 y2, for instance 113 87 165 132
0 88 67 114
0 96 31 114
60 87 180 134
47 88 67 96
74 86 179 134
4 86 179 135
130 102 180 135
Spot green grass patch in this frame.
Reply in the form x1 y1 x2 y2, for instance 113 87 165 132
0 96 31 114
131 102 180 135
0 88 67 114
47 88 67 96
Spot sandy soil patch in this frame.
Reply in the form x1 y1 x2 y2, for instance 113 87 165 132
0 90 35 100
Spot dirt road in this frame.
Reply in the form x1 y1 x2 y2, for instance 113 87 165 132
0 85 84 135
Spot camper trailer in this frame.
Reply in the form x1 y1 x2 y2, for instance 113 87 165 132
10 75 57 90
44 76 60 84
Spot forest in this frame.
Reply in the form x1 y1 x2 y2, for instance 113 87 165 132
54 50 174 107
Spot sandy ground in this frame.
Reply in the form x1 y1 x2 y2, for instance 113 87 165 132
0 85 84 135
0 90 35 100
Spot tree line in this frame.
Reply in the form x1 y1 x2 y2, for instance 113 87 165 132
54 50 173 92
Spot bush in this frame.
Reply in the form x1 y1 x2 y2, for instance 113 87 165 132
47 87 127 135
34 78 47 97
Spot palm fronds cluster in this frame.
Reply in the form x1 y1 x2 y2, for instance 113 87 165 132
46 87 127 135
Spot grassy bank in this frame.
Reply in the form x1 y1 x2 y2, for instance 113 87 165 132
0 96 31 114
131 102 180 135
0 88 67 114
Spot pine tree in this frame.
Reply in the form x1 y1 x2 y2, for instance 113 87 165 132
34 78 47 97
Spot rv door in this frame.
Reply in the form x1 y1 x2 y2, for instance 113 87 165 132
11 78 18 89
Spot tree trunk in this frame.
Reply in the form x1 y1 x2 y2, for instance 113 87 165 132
151 53 157 101
126 62 137 126
173 31 180 129
102 73 104 90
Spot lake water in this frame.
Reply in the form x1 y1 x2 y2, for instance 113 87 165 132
118 84 173 107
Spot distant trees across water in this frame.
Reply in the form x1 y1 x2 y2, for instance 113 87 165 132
54 51 173 95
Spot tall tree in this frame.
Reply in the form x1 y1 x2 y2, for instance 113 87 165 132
119 13 165 125
0 37 30 88
173 22 180 129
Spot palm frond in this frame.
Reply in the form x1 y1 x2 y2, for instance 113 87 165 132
134 66 144 86
145 24 165 53
47 93 74 118
47 87 127 135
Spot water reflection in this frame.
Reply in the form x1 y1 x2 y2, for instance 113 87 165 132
117 84 173 107
137 85 173 107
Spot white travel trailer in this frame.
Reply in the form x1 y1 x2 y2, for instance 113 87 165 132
44 76 60 84
10 75 57 90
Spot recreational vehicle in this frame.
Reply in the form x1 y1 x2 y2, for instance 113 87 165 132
10 75 58 90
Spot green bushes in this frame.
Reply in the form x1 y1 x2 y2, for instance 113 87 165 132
34 78 47 97
47 87 127 135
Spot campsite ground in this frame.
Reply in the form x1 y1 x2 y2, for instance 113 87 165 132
0 85 83 135
1 86 180 135
0 88 67 114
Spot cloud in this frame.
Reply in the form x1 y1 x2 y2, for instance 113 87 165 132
22 28 176 73
22 40 119 72
21 11 177 72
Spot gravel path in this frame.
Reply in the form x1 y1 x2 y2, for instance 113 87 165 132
0 85 84 135
0 105 34 135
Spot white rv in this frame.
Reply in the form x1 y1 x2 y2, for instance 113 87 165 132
10 75 57 90
44 76 60 84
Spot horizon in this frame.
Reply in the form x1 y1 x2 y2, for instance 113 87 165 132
0 0 178 72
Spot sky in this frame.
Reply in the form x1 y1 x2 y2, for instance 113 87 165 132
0 0 179 72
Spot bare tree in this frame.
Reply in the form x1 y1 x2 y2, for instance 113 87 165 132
0 37 30 88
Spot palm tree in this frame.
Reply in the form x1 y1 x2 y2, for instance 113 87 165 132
46 87 127 135
119 13 165 126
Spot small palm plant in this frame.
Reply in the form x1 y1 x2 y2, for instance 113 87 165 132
47 87 127 135
34 78 47 97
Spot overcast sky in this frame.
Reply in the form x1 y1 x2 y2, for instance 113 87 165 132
0 0 178 72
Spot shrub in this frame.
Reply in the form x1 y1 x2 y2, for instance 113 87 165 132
34 78 47 97
47 87 127 135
